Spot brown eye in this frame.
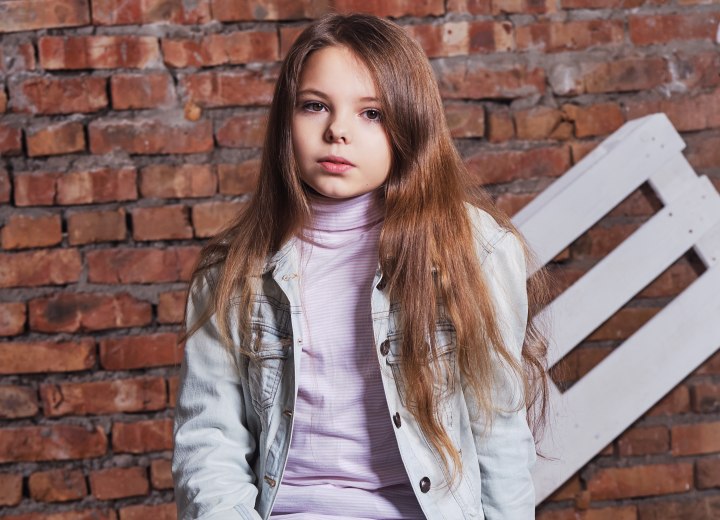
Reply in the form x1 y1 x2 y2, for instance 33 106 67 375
364 109 381 121
303 102 326 112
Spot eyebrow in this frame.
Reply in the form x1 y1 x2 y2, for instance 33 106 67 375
297 88 379 103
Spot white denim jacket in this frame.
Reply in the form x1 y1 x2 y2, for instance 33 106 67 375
172 205 536 520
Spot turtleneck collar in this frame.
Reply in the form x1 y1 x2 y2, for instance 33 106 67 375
307 189 385 232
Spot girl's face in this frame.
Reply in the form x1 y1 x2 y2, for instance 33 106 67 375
291 45 392 199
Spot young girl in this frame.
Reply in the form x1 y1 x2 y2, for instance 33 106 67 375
173 13 549 520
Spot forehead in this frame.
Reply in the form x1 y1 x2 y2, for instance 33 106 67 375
297 45 377 98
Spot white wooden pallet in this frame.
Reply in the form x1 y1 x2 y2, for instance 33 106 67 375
512 113 720 503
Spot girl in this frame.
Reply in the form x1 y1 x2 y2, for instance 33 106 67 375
173 13 550 520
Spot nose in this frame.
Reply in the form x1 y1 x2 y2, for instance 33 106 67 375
324 114 351 144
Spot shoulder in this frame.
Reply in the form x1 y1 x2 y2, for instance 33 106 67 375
464 203 515 265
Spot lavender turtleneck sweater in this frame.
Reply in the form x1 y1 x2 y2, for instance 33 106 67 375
270 191 424 519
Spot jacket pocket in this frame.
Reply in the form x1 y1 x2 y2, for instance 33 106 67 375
247 328 291 412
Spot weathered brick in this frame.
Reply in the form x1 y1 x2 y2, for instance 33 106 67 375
216 112 268 148
163 31 278 67
26 121 85 157
436 59 546 100
279 25 305 58
39 35 161 69
691 381 720 413
0 472 22 506
405 21 513 58
0 123 22 155
192 200 245 238
0 249 82 288
549 57 669 96
562 102 625 138
131 205 193 241
92 0 211 25
168 375 179 408
67 208 127 245
57 167 138 205
487 107 514 142
645 385 691 417
0 424 107 463
112 419 173 454
10 75 107 115
513 106 568 141
218 160 260 195
158 290 187 324
210 0 326 21
119 504 175 520
492 0 555 14
1 214 62 249
89 117 213 155
4 511 118 520
28 469 88 502
100 333 182 370
517 19 623 52
672 422 720 456
0 42 37 73
637 495 720 520
572 223 640 259
14 171 58 206
140 164 216 199
617 426 669 457
0 0 90 33
333 0 445 17
697 456 720 489
0 302 26 336
0 168 10 203
180 70 276 108
41 377 166 417
90 466 150 500
495 192 534 217
640 259 697 299
111 73 176 110
624 90 720 133
466 145 570 184
587 463 692 500
445 102 485 139
29 293 151 333
150 459 173 490
630 13 720 46
0 339 95 374
0 385 38 418
87 246 199 284
588 307 660 341
685 131 720 172
673 51 720 91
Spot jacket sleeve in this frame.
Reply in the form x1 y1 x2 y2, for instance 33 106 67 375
172 275 262 520
468 230 537 519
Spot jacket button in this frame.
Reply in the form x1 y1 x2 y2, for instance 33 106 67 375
419 477 431 493
393 412 401 428
380 339 390 356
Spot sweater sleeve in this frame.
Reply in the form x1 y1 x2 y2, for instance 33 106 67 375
172 276 262 520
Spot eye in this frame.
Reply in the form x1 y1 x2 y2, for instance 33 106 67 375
363 109 382 122
302 102 326 112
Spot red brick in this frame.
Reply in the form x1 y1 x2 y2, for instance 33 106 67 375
0 424 107 463
163 31 278 67
192 200 245 238
88 246 199 284
572 223 640 259
0 42 36 73
0 385 38 418
538 506 637 520
588 463 692 500
685 131 720 172
90 466 149 500
29 293 151 333
180 70 276 108
639 259 697 299
625 90 720 133
466 145 570 184
0 89 6 112
333 0 445 17
445 102 485 139
608 186 662 218
0 339 95 374
517 20 624 52
673 51 720 91
140 164 216 199
697 456 720 489
26 121 85 157
487 107 514 142
692 382 720 413
218 160 260 195
672 422 720 456
28 469 88 502
0 0 90 33
39 35 161 70
549 57 669 96
41 377 166 417
4 510 117 520
168 375 179 408
630 13 720 46
0 168 9 203
150 459 173 490
493 0 555 14
0 123 22 155
67 208 127 245
0 473 22 506
405 21 513 58
437 60 546 100
279 25 305 58
10 75 107 115
217 112 268 148
645 385 690 417
0 302 26 336
100 333 182 370
131 205 193 241
14 171 58 206
589 307 660 341
158 290 187 324
637 495 720 520
495 192 534 217
617 426 669 457
210 0 326 21
57 167 138 205
112 419 173 454
0 249 81 288
513 106 568 141
1 214 62 249
111 73 176 110
562 103 625 138
92 0 211 25
89 118 213 155
119 504 175 520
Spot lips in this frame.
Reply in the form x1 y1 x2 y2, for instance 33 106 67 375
318 155 355 174
318 155 355 166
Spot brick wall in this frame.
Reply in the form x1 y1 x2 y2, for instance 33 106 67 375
0 0 718 518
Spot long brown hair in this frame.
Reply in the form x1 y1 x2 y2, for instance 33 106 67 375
189 13 550 484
